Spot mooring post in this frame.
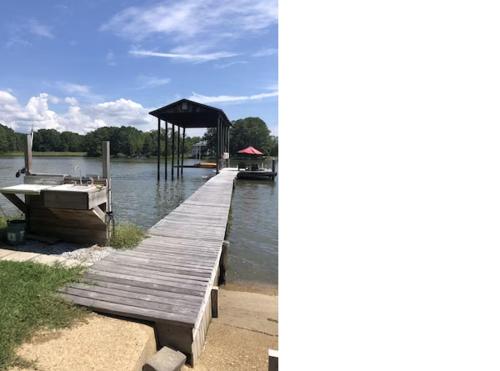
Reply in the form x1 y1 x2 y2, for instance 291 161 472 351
268 349 279 371
219 240 230 285
102 141 111 212
24 133 32 175
211 287 219 318
171 123 175 179
181 127 185 176
272 159 276 181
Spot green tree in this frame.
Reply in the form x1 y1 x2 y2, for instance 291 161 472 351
229 117 272 155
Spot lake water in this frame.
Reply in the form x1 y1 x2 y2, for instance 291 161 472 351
0 157 278 287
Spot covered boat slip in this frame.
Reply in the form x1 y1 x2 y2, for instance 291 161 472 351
60 169 238 365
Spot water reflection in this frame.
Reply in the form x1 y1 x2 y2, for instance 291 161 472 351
0 156 278 286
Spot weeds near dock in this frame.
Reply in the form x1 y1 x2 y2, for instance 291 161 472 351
0 261 87 370
109 222 145 249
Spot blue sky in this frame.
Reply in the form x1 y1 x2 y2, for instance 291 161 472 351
0 0 278 136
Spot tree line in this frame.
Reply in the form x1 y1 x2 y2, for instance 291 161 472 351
0 117 278 157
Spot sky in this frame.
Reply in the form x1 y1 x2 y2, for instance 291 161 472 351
0 0 278 137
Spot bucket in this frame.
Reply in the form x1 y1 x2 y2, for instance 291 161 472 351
6 220 26 245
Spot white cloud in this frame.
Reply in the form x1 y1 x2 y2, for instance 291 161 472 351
102 0 277 41
0 90 154 134
64 97 79 106
106 50 116 66
136 75 171 89
214 60 248 69
130 49 238 63
189 90 278 104
56 82 91 95
252 48 277 57
27 19 54 39
5 18 54 47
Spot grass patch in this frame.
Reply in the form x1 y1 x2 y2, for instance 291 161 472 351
0 261 86 370
109 222 145 249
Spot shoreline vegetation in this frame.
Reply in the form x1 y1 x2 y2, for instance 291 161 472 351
0 117 278 158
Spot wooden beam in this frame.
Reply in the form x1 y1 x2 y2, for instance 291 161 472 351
164 120 168 181
92 206 107 224
181 127 185 176
171 123 175 179
25 133 33 175
2 193 27 214
157 118 161 181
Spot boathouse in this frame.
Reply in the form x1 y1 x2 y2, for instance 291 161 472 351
149 99 232 179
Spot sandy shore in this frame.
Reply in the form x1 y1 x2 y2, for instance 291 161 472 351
10 285 278 371
183 287 278 371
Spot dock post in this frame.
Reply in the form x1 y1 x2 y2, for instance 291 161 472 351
164 121 168 180
102 141 111 212
102 141 112 242
219 240 230 285
216 119 220 174
211 287 219 318
24 133 32 175
177 125 180 178
272 159 276 181
181 127 185 176
171 123 175 179
268 349 279 371
157 118 160 181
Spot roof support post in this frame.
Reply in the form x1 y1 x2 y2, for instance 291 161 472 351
164 120 168 180
157 117 160 181
181 127 185 176
216 117 220 174
177 125 180 178
171 123 175 179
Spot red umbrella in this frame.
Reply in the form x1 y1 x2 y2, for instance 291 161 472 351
237 146 263 155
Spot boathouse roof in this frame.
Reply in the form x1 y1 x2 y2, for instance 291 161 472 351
149 99 232 128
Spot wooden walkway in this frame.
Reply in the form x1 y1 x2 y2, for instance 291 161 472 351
60 169 238 365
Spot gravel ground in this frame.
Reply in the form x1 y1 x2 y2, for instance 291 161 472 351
3 240 113 266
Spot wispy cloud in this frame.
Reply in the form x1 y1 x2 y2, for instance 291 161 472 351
252 48 277 57
56 82 91 95
101 0 277 41
5 18 54 47
102 0 276 64
51 82 104 102
136 75 171 89
27 19 54 38
214 61 248 69
189 91 278 104
106 51 116 66
130 49 238 63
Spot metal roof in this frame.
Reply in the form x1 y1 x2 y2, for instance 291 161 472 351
149 99 232 128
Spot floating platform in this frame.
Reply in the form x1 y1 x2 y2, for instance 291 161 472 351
237 169 277 180
60 168 238 365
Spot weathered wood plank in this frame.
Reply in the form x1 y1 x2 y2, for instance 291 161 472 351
61 169 239 365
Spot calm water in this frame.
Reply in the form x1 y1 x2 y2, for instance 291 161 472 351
0 157 278 286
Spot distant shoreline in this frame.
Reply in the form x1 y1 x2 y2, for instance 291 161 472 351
0 151 87 157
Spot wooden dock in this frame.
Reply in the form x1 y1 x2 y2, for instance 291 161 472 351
60 169 238 365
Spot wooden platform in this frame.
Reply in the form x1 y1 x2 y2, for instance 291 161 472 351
60 169 238 365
